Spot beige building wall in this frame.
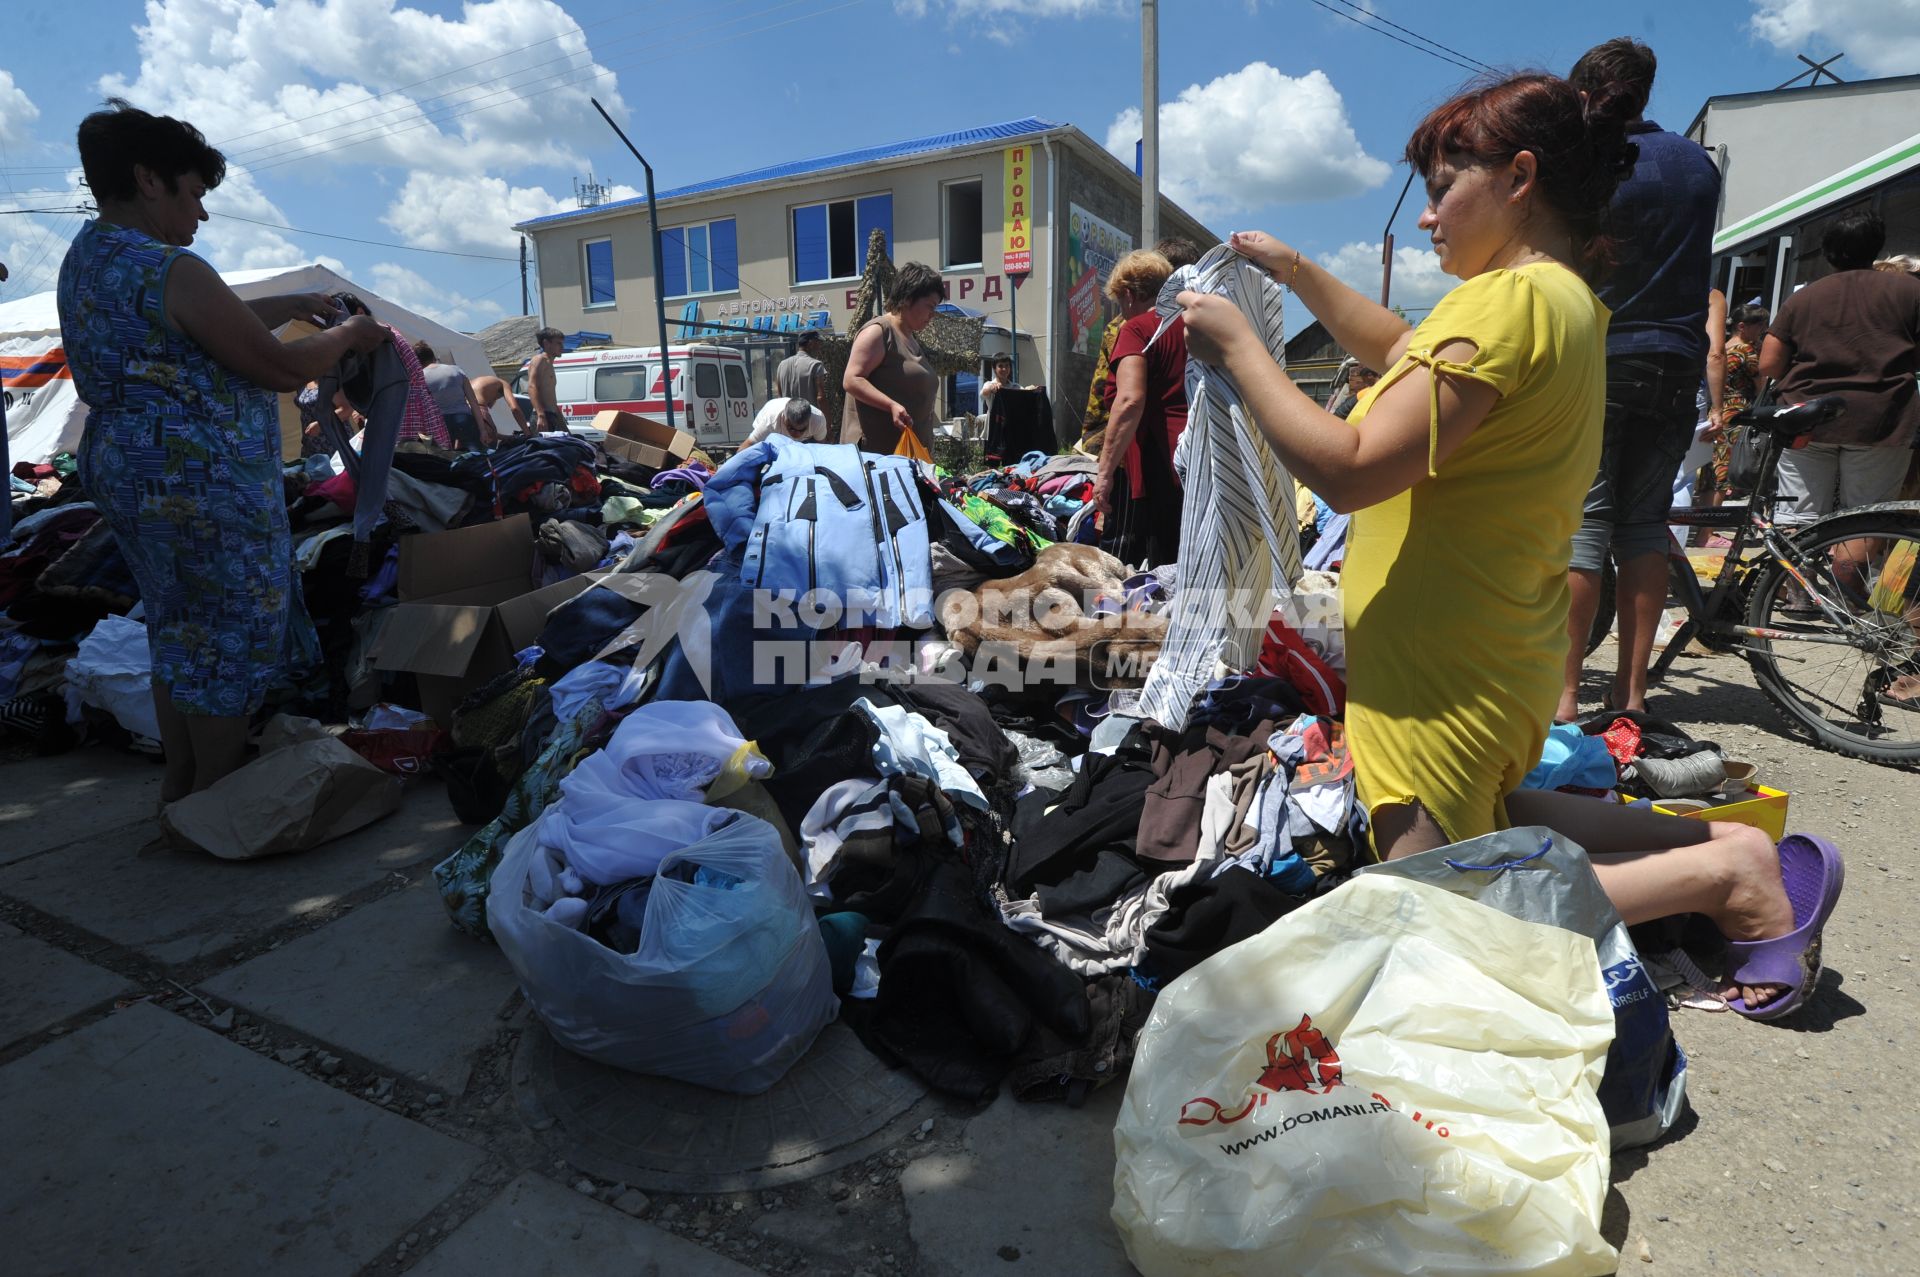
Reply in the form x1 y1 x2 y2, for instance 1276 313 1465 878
529 141 1056 366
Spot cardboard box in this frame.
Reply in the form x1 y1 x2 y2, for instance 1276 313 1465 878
594 410 696 470
1654 784 1790 842
368 514 601 722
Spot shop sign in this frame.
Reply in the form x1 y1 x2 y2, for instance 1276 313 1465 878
1003 146 1033 275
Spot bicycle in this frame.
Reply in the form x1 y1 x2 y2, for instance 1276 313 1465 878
1582 395 1920 765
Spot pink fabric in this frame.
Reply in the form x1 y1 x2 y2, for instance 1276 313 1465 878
387 327 451 447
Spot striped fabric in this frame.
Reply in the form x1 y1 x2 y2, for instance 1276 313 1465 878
1136 246 1303 730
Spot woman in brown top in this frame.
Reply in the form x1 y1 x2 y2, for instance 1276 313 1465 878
843 261 943 455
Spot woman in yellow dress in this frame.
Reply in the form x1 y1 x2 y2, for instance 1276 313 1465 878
1177 72 1824 1015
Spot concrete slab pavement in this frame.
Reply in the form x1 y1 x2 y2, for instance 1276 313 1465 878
0 747 163 866
0 1001 485 1277
0 778 466 970
204 880 517 1093
0 920 136 1048
409 1172 761 1277
901 1083 1134 1277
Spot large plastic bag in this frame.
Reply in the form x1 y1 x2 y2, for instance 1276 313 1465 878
1363 826 1688 1150
488 808 838 1094
1112 871 1616 1277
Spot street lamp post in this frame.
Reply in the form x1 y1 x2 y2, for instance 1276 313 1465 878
591 97 678 433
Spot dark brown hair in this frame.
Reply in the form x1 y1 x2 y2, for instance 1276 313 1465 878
1404 72 1639 280
77 97 226 203
1569 38 1657 121
887 262 945 311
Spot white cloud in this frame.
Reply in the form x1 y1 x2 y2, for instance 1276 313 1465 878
0 70 40 147
1320 240 1457 318
381 171 636 255
97 0 627 180
196 166 319 271
1749 1 1920 78
1105 64 1391 218
367 261 508 331
2 215 81 299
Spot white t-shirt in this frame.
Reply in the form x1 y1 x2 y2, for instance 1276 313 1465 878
745 396 829 445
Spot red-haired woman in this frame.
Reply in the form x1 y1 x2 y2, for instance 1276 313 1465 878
1178 73 1834 1018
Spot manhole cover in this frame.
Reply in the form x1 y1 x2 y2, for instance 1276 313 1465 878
515 1021 929 1193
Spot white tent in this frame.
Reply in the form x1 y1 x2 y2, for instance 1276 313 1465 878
2 262 497 467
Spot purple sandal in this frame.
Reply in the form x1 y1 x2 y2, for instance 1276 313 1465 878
1724 833 1846 1021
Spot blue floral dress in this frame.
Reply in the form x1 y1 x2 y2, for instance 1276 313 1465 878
58 220 304 717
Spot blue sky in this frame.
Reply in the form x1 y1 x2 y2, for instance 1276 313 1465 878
2 0 1912 334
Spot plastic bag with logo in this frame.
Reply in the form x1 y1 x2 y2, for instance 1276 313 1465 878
1362 826 1688 1150
1112 855 1616 1276
488 808 838 1094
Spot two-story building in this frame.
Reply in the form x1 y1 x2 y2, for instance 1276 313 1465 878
1688 72 1920 309
516 116 1213 443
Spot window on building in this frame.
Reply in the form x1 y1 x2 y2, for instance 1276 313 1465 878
792 193 892 284
582 238 615 308
660 217 739 299
943 179 984 270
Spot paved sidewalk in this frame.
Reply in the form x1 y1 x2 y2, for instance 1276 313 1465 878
2 645 1915 1274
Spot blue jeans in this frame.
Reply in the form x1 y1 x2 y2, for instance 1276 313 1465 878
1569 352 1702 571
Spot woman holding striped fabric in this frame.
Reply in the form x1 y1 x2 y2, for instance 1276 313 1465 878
1177 72 1806 1010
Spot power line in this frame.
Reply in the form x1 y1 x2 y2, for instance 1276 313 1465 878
0 205 91 215
1306 0 1485 76
210 211 518 261
1318 0 1496 74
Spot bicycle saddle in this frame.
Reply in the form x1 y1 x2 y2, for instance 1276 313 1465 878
1736 395 1846 436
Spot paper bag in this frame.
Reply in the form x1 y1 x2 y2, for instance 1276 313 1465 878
162 737 403 860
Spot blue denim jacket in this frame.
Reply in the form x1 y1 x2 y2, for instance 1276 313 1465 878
704 436 934 628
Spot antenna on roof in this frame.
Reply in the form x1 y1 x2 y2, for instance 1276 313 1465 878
1774 52 1846 91
573 173 608 208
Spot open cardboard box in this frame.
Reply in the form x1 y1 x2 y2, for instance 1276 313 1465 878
594 410 696 471
368 514 602 722
1653 783 1790 842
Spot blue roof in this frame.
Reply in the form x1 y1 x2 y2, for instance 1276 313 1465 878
518 116 1067 231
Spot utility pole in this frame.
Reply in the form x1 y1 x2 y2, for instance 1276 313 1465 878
591 97 677 433
1141 0 1159 249
519 236 529 316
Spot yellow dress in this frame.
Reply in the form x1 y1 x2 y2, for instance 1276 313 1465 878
1342 264 1609 848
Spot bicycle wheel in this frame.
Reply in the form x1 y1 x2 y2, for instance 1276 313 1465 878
1744 504 1920 765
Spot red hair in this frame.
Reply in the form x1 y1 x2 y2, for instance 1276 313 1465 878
1405 73 1638 280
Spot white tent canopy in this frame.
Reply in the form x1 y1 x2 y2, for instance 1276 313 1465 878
3 262 495 466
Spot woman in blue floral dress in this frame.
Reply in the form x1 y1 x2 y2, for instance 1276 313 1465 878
58 100 386 798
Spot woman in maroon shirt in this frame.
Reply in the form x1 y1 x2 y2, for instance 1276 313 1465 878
1094 249 1188 567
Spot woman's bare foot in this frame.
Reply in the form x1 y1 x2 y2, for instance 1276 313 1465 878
1710 824 1796 1010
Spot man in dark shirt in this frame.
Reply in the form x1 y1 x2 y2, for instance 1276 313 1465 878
1761 210 1920 603
1558 37 1723 721
1761 210 1920 516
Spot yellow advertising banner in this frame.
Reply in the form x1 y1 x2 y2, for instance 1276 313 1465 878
1002 146 1032 275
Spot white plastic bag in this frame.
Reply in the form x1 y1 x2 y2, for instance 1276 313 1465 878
64 614 160 740
489 809 838 1094
1112 873 1616 1276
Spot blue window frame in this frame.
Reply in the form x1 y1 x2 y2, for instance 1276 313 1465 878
792 193 891 284
660 217 738 299
583 238 615 307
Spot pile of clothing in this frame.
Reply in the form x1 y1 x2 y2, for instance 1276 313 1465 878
422 432 1355 1103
